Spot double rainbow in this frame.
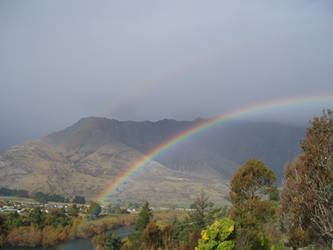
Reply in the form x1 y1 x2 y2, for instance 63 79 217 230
61 94 332 249
97 94 333 203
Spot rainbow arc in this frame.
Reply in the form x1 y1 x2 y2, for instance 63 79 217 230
97 94 333 202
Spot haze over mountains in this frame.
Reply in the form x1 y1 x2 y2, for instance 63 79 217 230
0 117 305 204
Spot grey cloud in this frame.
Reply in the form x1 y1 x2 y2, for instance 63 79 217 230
0 0 332 149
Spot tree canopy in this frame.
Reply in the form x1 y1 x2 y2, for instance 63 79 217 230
281 109 333 248
229 158 277 249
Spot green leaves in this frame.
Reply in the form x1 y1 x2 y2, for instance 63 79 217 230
229 159 277 249
128 202 153 249
134 201 152 232
197 218 235 250
93 231 122 250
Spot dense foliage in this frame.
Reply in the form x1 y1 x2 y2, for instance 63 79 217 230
33 192 68 203
87 202 102 220
0 188 29 198
73 195 86 204
281 109 333 248
0 208 74 248
229 158 277 250
0 188 88 205
114 195 227 250
197 218 235 250
93 231 122 250
0 206 135 248
126 201 153 249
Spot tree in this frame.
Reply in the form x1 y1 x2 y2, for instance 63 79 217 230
0 214 8 249
229 158 277 250
170 192 227 249
87 201 102 220
230 159 276 205
142 221 162 250
7 212 24 230
29 207 44 229
161 224 173 250
107 204 128 215
67 204 79 217
134 202 152 232
269 186 280 202
128 201 153 249
188 190 213 230
281 109 333 248
33 192 48 204
44 208 71 227
93 231 122 250
72 195 86 204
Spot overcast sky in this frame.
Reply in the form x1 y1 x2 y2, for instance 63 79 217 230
1 0 333 149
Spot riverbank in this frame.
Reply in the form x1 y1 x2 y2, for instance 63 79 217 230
2 214 136 249
6 225 134 250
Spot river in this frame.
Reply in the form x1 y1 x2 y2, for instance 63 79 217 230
5 225 134 250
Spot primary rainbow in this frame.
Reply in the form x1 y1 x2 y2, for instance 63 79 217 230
62 93 332 249
97 93 333 203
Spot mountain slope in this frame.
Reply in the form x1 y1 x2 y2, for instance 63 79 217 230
0 117 305 203
43 117 304 180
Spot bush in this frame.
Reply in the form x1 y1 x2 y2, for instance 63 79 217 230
93 231 122 250
197 218 235 250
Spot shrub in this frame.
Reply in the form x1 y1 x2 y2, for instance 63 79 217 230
197 218 235 250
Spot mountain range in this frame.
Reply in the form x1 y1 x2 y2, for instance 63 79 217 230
0 117 305 204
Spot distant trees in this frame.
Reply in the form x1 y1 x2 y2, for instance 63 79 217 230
4 208 74 248
229 158 277 249
67 204 79 217
0 188 29 198
0 188 86 205
28 207 72 230
44 208 71 228
29 208 43 229
107 204 129 215
87 202 102 220
33 192 68 203
281 109 333 248
72 195 86 204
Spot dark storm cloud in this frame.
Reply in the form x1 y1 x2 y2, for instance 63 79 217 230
0 0 332 149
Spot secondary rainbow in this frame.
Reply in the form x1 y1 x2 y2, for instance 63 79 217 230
97 93 333 202
62 94 332 249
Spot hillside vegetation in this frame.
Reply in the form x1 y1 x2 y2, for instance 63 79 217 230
0 117 304 203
